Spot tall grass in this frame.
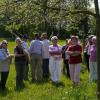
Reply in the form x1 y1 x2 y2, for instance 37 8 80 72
0 40 97 100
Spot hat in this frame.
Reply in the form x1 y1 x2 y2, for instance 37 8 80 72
51 36 58 41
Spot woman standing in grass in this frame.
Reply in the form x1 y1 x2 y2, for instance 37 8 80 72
62 39 72 78
66 36 82 86
49 36 62 84
84 35 94 72
0 40 13 90
89 36 97 82
14 37 27 88
62 39 70 77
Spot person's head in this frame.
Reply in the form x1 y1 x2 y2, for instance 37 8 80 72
41 33 47 40
22 35 27 42
92 36 96 45
88 35 95 44
34 33 40 39
1 40 8 49
71 36 79 45
51 36 58 45
15 37 22 46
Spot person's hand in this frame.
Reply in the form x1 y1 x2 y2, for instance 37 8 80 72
8 54 14 59
10 54 14 58
69 51 74 55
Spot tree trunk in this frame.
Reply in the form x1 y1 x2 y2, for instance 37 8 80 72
94 0 100 99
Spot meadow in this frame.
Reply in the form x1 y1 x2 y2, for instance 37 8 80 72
0 40 97 100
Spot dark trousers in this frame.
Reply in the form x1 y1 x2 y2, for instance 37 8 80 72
84 52 89 72
63 59 70 78
15 62 25 87
24 61 29 80
0 72 9 90
42 59 49 78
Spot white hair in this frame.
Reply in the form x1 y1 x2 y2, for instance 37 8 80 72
51 36 58 41
15 37 21 42
92 36 96 41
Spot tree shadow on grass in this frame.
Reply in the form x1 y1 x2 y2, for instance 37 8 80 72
30 78 50 85
51 81 65 88
0 88 9 97
14 83 26 92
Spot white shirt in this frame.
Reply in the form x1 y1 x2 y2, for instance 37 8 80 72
42 39 50 59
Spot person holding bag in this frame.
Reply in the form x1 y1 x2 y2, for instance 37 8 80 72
14 37 27 88
0 40 13 90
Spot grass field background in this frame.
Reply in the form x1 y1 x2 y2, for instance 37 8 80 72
0 40 97 100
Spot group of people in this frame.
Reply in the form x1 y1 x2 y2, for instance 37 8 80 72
0 33 97 90
84 35 97 82
62 35 97 85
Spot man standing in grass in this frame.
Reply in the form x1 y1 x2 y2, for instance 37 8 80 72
22 35 30 81
41 33 50 79
29 33 43 82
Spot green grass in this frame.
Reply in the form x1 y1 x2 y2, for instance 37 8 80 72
0 40 97 100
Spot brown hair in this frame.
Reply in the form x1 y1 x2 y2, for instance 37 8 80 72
0 40 8 48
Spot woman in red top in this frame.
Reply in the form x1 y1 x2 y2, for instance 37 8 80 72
66 36 82 86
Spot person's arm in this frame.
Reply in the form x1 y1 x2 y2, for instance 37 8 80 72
71 45 82 56
66 46 74 56
74 51 81 55
14 52 25 57
29 41 34 54
49 49 61 55
0 51 12 61
14 48 25 57
49 46 54 56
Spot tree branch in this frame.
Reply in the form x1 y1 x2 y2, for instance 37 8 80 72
46 6 96 17
32 1 96 17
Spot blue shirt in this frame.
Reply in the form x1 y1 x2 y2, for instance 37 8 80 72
0 48 10 61
0 48 10 72
29 40 43 55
